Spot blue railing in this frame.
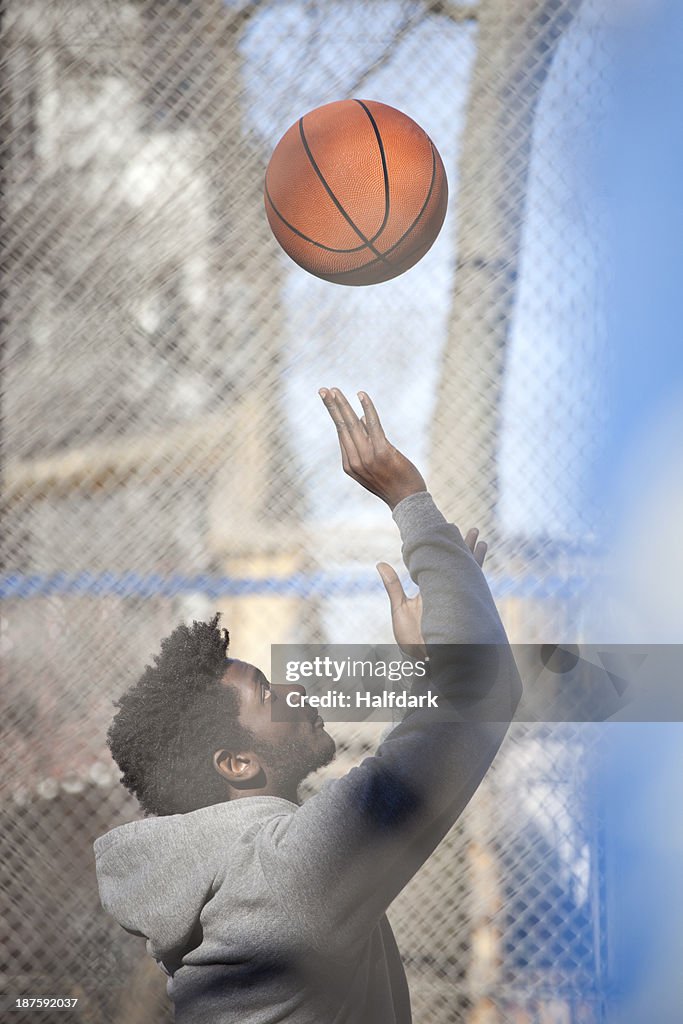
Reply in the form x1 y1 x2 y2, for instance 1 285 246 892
0 571 589 601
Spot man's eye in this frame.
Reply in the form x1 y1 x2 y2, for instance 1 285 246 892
262 686 272 702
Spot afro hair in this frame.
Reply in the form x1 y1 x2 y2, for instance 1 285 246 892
106 613 256 816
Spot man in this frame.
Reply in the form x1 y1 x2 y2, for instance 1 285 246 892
94 388 522 1023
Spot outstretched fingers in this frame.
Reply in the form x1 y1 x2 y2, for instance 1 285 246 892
376 562 407 612
464 528 479 552
319 388 356 471
332 389 370 452
319 386 426 508
464 527 488 567
358 392 386 447
474 540 488 566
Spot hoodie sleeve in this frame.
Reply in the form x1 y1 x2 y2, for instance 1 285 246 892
257 491 523 959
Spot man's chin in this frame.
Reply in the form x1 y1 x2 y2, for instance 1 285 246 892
266 731 337 790
299 731 336 783
317 729 336 767
301 730 336 776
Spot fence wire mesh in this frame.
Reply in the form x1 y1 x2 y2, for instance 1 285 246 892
1 0 610 1021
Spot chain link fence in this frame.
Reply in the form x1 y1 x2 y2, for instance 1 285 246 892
1 0 610 1021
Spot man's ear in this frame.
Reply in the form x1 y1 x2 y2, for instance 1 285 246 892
213 749 262 783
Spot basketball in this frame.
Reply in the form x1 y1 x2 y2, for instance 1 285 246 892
264 99 448 286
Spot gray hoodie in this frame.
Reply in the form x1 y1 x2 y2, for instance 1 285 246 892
94 491 522 1023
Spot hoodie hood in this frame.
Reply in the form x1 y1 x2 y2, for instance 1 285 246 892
93 797 296 975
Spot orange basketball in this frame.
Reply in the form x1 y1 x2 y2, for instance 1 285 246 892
264 99 448 286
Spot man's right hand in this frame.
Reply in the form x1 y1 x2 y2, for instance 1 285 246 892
319 388 427 511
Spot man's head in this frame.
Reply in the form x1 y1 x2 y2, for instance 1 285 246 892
106 614 336 816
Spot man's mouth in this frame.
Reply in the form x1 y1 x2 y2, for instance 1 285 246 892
313 714 324 728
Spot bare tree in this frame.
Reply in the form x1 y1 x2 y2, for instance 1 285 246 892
430 0 579 546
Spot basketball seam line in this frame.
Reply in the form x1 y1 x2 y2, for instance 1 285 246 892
266 180 374 253
353 99 390 243
322 143 439 280
298 114 392 266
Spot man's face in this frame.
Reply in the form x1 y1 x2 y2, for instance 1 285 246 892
219 659 336 789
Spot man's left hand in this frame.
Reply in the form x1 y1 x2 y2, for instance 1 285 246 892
378 528 488 659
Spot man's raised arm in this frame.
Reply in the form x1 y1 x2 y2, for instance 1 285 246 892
258 389 522 955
